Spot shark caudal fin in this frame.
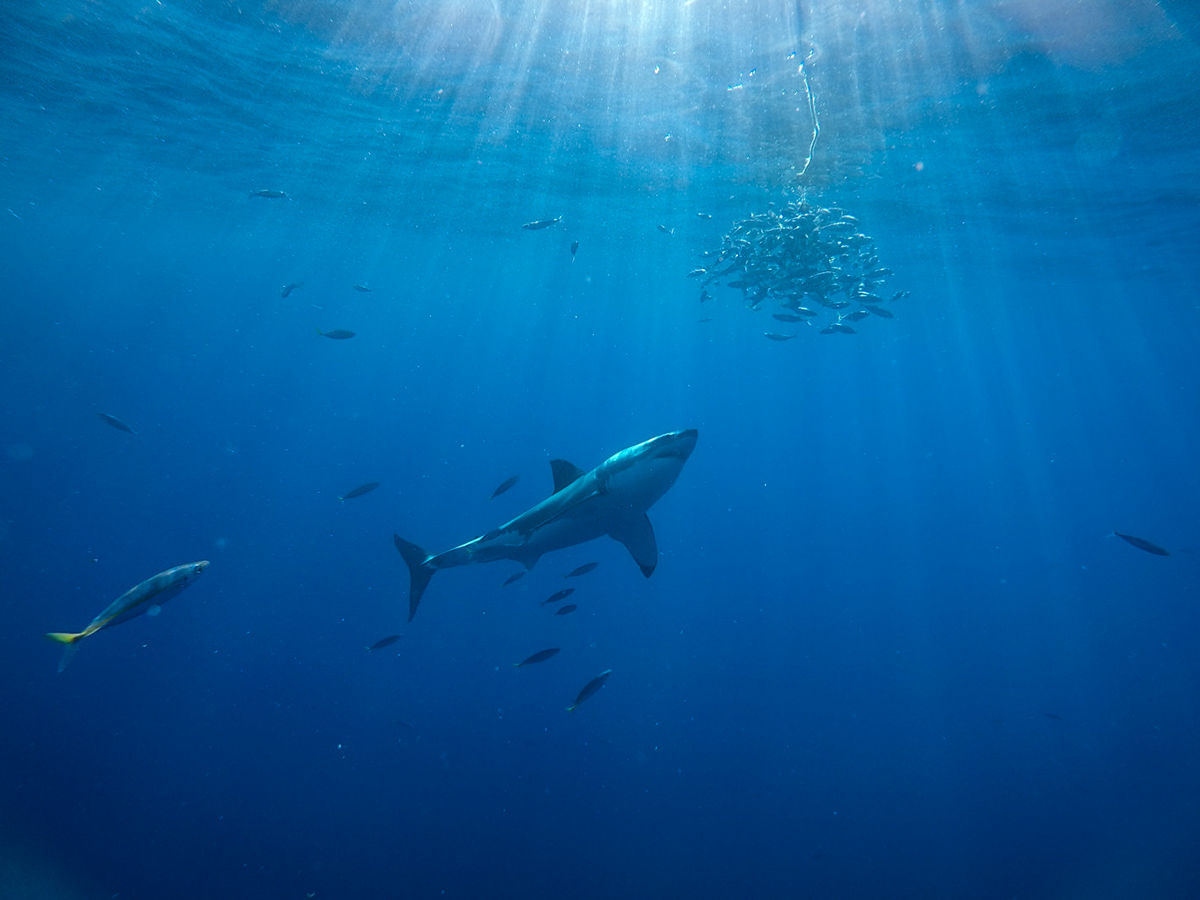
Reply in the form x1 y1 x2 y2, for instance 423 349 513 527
45 632 83 673
393 535 435 622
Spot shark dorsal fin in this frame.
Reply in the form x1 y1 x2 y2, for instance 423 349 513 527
549 459 586 493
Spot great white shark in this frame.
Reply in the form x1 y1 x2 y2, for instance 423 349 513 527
393 429 698 621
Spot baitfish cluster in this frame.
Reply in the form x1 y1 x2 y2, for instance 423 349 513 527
692 196 909 337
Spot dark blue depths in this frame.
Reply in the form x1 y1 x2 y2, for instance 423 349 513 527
1 2 1199 898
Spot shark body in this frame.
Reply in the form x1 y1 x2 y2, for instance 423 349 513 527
393 429 697 621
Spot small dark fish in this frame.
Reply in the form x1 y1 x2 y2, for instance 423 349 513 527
317 328 356 339
555 604 578 616
542 588 575 605
1042 711 1064 721
352 284 373 293
844 308 871 322
97 412 137 434
697 316 714 323
772 313 806 323
522 217 561 230
867 267 894 278
570 240 579 260
490 475 520 499
1112 532 1170 556
368 634 402 651
890 290 910 302
249 189 288 199
502 570 527 586
726 280 747 289
567 668 612 711
864 305 894 319
565 562 598 578
280 282 303 298
339 481 381 502
687 268 708 278
820 323 856 334
513 648 560 667
699 290 713 303
657 224 674 235
764 332 796 341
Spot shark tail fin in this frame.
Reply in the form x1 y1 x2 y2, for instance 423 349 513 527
393 535 435 622
45 632 83 672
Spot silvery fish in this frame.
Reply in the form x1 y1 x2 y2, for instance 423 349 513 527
46 561 210 672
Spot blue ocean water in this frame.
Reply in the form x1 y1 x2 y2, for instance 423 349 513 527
2 1 1199 897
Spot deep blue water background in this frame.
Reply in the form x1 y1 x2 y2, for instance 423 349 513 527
3 1 1200 898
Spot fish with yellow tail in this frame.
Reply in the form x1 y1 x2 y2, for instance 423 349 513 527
46 561 210 672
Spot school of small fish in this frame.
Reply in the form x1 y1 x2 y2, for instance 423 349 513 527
691 196 909 338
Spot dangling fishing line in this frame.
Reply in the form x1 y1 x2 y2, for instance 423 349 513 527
795 49 820 180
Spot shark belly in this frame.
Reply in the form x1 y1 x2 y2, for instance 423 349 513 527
517 498 625 564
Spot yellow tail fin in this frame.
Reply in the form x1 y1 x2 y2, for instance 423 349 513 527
45 632 83 673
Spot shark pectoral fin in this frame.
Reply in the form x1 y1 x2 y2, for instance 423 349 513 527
609 513 658 577
393 535 435 622
549 459 586 493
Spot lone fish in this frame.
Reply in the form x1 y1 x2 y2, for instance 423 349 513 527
249 189 288 199
1112 532 1170 556
513 648 560 667
491 475 520 499
368 634 402 651
555 604 578 616
46 561 210 672
542 588 575 605
522 217 561 230
502 571 526 586
339 481 381 502
567 668 612 711
317 328 356 339
565 562 598 578
97 412 137 434
570 240 580 260
281 282 303 298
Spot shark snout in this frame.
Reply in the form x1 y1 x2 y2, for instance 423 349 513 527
660 428 698 460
